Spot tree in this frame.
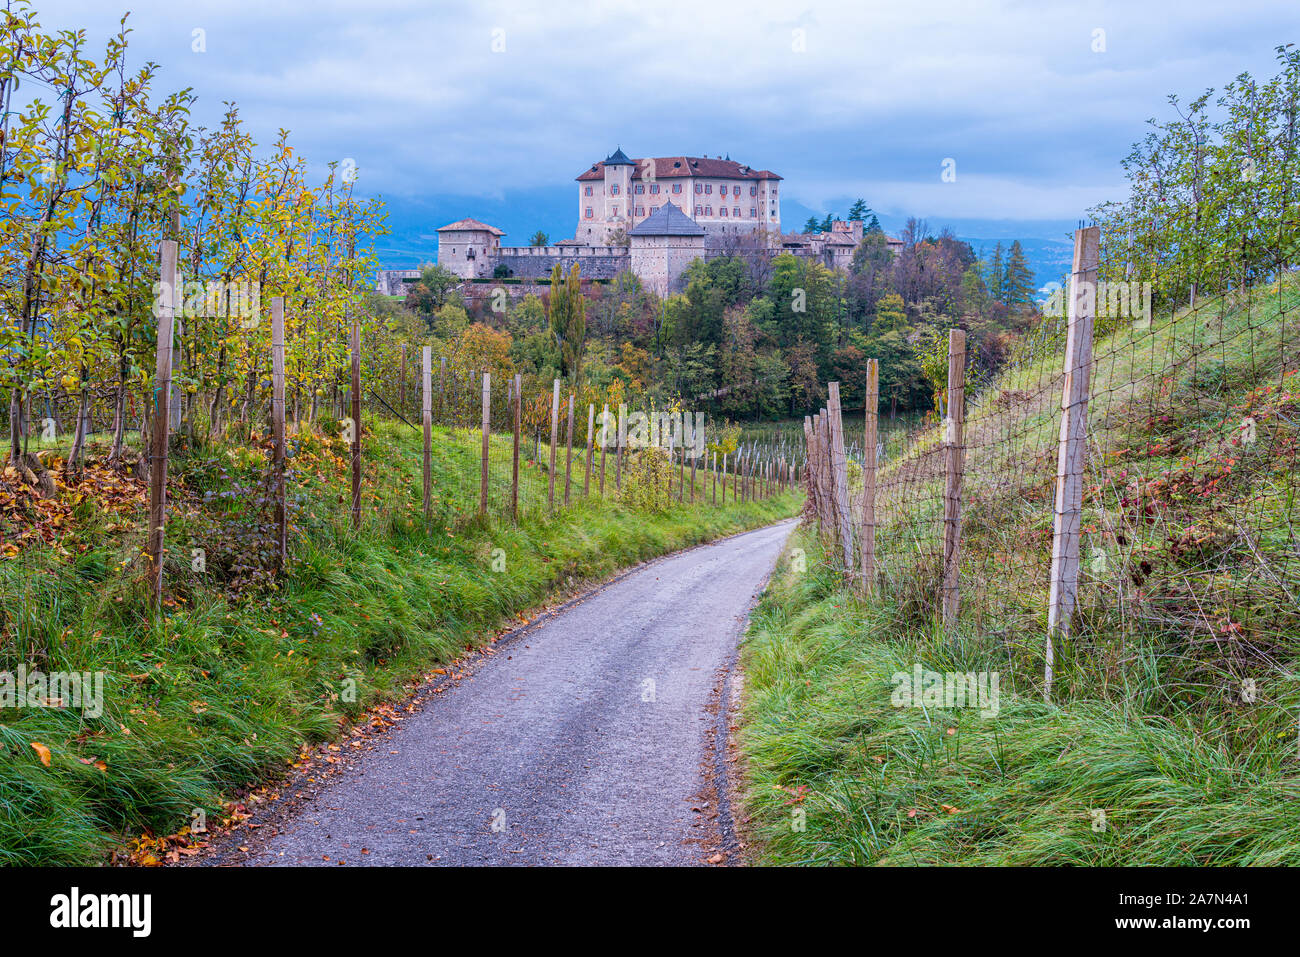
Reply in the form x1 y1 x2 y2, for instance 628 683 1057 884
1002 240 1035 305
848 198 870 222
987 243 1006 301
547 262 586 385
529 230 549 247
803 215 821 234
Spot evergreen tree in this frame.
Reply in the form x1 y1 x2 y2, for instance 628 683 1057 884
987 243 1006 301
1003 240 1035 304
821 213 835 232
803 215 821 234
848 198 870 221
866 213 882 233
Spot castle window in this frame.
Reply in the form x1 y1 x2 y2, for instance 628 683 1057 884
750 186 757 196
695 184 702 194
585 208 593 218
635 184 644 194
584 186 593 196
649 184 660 194
611 184 619 194
636 206 645 216
673 184 682 193
719 207 727 217
612 206 618 216
733 186 740 196
705 185 712 194
750 208 757 217
706 206 712 216
733 207 740 217
695 205 703 215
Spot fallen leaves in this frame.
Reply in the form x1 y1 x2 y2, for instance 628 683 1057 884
30 741 51 766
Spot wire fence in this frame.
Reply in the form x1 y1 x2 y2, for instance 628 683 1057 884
803 218 1299 702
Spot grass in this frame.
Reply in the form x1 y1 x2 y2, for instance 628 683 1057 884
0 413 799 864
739 275 1300 866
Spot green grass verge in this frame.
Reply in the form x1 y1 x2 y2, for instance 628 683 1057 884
740 528 1300 866
0 417 799 865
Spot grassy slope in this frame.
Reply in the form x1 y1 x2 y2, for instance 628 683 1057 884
0 417 798 864
740 277 1300 865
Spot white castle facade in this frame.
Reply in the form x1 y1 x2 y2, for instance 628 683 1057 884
375 149 900 297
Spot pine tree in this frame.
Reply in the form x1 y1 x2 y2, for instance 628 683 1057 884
987 243 1005 301
848 198 870 221
803 215 821 234
1003 240 1035 304
866 213 882 233
821 213 834 232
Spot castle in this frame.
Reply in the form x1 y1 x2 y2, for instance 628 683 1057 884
375 149 901 297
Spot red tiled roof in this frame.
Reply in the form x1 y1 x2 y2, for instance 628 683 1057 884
436 218 504 235
577 156 781 182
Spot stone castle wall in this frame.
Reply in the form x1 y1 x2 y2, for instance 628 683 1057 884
490 245 629 280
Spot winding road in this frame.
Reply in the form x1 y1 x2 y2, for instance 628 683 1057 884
206 519 796 866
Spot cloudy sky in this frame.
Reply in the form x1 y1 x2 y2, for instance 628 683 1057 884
39 0 1296 281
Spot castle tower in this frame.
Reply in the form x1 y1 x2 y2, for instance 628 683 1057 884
601 147 634 243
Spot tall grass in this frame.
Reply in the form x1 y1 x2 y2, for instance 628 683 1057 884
0 418 799 864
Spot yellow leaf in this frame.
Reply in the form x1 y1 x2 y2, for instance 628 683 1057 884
30 742 51 766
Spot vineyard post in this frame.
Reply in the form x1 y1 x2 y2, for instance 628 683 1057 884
1046 226 1100 699
712 451 717 505
690 442 697 503
564 393 575 506
584 403 594 497
616 402 626 491
439 357 446 420
548 378 560 509
146 238 178 610
480 372 490 515
423 346 432 528
678 436 685 503
271 296 287 569
860 358 879 593
941 329 967 627
399 342 407 412
512 373 521 521
350 319 362 530
600 403 609 497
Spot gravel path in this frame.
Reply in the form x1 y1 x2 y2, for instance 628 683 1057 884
214 520 795 866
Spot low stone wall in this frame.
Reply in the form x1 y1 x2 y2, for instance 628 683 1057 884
490 246 629 280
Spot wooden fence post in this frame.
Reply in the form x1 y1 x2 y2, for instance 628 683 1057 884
600 403 609 497
860 358 878 593
480 372 490 515
423 346 432 528
678 436 685 504
146 238 177 610
399 342 407 412
350 319 362 530
941 329 967 626
564 393 575 506
712 451 717 505
548 379 560 509
584 403 594 497
512 373 521 521
616 402 626 492
271 297 287 569
1046 226 1100 698
439 357 446 420
690 443 697 503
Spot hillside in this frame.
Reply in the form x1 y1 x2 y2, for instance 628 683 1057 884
738 274 1300 865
